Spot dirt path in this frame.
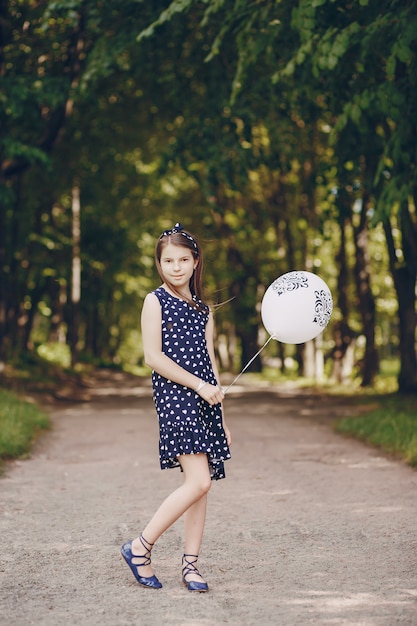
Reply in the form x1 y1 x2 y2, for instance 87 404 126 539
1 373 416 626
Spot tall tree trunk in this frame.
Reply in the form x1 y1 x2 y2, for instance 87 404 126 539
352 191 379 386
70 181 81 367
383 203 417 393
212 196 262 374
7 175 23 356
227 246 262 373
0 191 6 371
331 210 355 383
22 283 44 351
0 1 7 372
229 277 262 372
48 278 67 344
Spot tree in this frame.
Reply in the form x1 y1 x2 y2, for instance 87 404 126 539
140 0 417 390
286 0 417 390
0 0 172 365
1 0 410 391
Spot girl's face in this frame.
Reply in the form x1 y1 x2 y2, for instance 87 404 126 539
159 243 198 292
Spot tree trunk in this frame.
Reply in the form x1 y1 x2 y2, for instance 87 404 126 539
235 323 262 373
352 191 379 386
69 181 81 367
0 196 6 371
229 274 262 373
228 271 262 373
48 278 67 344
22 283 44 351
383 204 417 393
331 211 355 383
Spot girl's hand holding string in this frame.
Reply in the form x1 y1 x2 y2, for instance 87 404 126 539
196 379 231 443
196 380 224 406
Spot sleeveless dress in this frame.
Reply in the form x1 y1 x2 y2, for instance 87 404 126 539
151 287 231 481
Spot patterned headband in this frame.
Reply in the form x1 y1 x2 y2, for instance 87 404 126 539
160 222 199 253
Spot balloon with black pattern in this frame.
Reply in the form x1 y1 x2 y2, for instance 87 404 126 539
261 271 333 344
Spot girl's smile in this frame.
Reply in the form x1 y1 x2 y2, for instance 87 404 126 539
160 243 197 295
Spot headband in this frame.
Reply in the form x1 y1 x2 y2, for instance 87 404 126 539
160 222 199 253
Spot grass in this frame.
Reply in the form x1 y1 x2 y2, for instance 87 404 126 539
335 394 417 467
0 389 50 471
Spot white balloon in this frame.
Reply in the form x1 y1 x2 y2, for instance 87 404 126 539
261 271 333 344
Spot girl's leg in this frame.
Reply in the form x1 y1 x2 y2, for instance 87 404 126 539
131 453 211 578
184 492 208 556
183 493 208 583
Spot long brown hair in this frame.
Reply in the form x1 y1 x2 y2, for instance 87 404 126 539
155 225 206 309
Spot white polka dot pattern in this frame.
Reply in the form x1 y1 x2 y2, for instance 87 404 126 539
151 287 231 480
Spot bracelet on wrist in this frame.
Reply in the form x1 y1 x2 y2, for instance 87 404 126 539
196 380 207 392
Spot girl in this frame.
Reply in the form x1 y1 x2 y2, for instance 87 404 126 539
121 223 231 592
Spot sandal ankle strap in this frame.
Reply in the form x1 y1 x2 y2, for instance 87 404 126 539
182 554 203 579
133 534 154 568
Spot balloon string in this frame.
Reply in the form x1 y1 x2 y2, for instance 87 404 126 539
222 335 274 395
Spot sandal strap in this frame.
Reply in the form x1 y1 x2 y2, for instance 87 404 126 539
133 534 154 568
182 553 204 580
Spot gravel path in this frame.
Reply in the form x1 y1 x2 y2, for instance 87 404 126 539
1 374 416 625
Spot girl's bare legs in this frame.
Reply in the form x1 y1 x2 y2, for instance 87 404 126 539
183 493 208 583
131 453 211 578
184 493 208 554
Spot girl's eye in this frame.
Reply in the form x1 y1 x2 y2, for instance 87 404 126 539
162 257 190 263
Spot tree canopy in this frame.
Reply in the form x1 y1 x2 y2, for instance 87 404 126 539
1 0 416 391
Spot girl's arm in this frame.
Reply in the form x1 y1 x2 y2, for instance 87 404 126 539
206 311 232 446
141 293 224 406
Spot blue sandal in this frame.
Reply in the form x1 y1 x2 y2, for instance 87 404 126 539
182 554 209 592
121 535 162 589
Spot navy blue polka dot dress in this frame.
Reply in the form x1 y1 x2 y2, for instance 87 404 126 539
151 287 231 481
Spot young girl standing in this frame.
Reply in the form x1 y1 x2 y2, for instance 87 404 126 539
121 223 231 592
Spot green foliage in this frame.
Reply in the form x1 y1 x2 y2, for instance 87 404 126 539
37 342 71 368
335 396 417 467
0 390 50 466
1 0 416 391
137 0 195 42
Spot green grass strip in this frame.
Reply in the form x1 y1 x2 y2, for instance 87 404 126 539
335 395 417 467
0 389 50 464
